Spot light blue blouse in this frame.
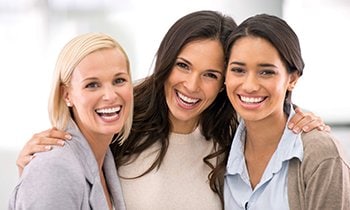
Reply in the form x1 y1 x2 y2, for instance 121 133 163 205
224 109 304 210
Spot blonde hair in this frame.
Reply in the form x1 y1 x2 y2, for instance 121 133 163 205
48 32 133 144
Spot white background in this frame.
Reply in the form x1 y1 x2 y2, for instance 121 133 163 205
0 0 349 208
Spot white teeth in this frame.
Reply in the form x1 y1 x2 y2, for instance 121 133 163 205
96 106 121 114
240 96 264 103
177 92 199 104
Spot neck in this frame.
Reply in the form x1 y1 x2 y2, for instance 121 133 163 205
244 113 287 153
243 113 288 189
169 115 198 134
80 128 112 170
87 137 111 170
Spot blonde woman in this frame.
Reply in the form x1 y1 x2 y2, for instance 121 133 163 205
9 33 133 210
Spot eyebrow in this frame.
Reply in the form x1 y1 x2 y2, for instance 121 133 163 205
229 61 245 66
229 61 277 68
177 57 224 75
177 57 192 66
258 63 277 68
82 72 129 82
114 72 129 77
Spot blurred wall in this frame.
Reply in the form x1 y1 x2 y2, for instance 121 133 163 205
1 0 349 208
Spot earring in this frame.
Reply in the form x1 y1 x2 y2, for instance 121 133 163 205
288 85 295 91
66 102 72 107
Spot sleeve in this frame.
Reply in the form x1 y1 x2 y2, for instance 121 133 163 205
305 157 350 209
9 149 85 210
303 132 350 210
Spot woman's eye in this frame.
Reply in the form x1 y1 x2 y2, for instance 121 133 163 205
176 62 190 70
85 82 99 89
260 70 275 76
204 72 219 79
114 78 127 85
230 67 244 74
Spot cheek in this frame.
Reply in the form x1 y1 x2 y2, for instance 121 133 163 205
70 91 90 107
224 74 238 93
164 74 177 100
224 82 237 104
269 80 289 99
203 82 222 102
165 70 179 88
117 86 133 110
123 88 133 105
163 81 171 103
70 95 93 120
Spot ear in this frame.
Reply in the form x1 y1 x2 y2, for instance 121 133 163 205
61 85 72 107
219 81 227 92
288 72 300 91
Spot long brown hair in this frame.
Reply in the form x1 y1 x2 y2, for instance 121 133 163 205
111 10 238 204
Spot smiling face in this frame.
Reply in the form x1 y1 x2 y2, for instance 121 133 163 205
63 48 133 141
164 39 225 133
225 36 299 123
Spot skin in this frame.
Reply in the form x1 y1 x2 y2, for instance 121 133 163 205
63 47 133 208
164 39 225 133
225 36 300 188
16 40 330 176
63 48 133 166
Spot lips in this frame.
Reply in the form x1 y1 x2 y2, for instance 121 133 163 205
239 95 266 104
176 91 201 108
95 106 121 120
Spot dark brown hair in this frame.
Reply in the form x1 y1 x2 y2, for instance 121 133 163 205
225 14 304 115
111 10 238 205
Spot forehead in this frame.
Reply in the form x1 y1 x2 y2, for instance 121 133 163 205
179 39 225 71
73 48 129 77
230 36 281 61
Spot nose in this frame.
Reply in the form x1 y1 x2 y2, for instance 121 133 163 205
184 74 200 92
102 85 118 101
241 73 259 92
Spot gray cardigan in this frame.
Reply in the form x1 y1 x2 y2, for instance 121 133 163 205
9 121 126 210
288 129 350 210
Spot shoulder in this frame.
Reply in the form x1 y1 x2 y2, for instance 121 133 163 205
11 144 86 208
33 142 81 170
300 129 349 171
21 143 85 188
301 130 345 158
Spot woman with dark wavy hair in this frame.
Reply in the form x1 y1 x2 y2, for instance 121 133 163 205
224 14 349 209
114 10 238 209
15 11 328 209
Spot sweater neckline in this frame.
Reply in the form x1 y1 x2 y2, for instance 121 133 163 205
169 127 202 145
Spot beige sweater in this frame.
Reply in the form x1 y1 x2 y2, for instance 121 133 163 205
118 128 221 210
288 129 350 210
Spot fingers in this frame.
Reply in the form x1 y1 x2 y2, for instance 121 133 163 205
16 127 72 176
323 125 332 132
288 109 329 133
16 153 35 176
288 108 305 133
30 128 71 146
16 142 53 176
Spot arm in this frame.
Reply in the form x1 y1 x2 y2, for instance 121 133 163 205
17 109 329 175
302 131 350 209
10 151 83 210
16 128 71 176
305 158 350 209
287 107 331 133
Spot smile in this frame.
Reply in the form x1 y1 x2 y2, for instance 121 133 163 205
95 106 121 120
176 91 201 107
239 95 266 104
